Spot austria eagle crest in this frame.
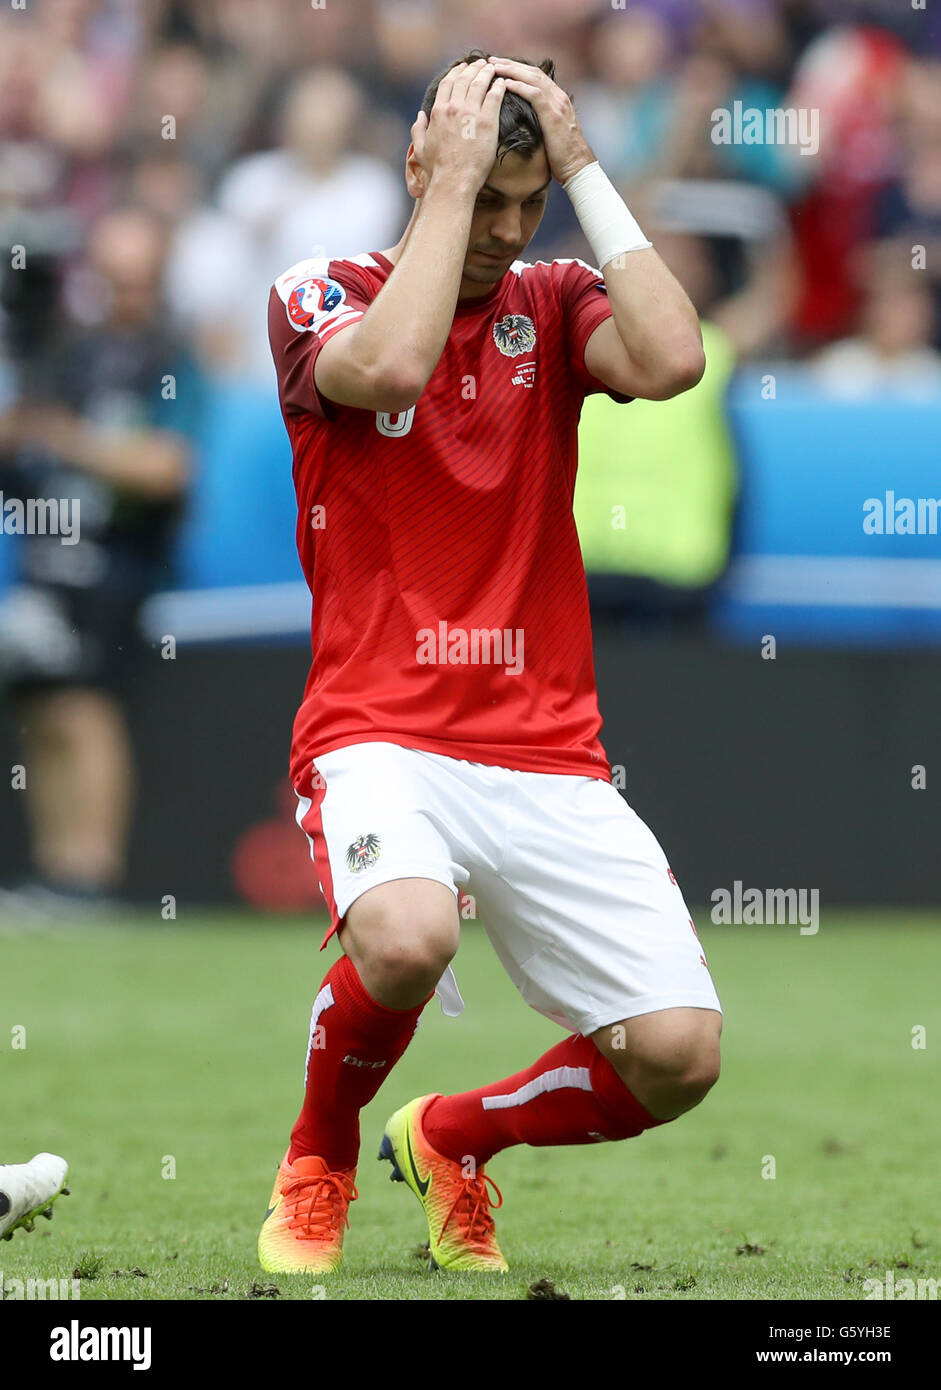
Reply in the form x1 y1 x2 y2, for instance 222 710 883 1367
346 833 381 873
492 313 536 358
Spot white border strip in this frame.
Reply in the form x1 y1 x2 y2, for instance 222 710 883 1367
722 556 941 610
140 582 311 642
139 555 941 647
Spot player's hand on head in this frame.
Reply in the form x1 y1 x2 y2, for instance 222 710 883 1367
486 55 594 185
414 58 506 194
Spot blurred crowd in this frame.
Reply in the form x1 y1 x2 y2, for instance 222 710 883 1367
1 0 939 389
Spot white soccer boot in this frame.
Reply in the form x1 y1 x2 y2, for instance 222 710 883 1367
0 1153 70 1239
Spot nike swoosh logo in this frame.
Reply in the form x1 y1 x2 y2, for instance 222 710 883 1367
405 1124 430 1198
264 1195 282 1221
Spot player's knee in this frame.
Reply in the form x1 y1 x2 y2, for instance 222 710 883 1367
342 882 459 1004
670 1048 720 1108
365 925 457 994
610 1031 721 1119
657 1043 720 1115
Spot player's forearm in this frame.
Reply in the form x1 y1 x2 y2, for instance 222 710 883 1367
604 250 706 398
347 177 477 401
562 160 704 397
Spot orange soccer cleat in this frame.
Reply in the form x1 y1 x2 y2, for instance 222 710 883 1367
257 1151 358 1274
379 1094 508 1272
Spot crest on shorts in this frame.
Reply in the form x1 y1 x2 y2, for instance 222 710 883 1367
492 313 536 357
346 833 381 873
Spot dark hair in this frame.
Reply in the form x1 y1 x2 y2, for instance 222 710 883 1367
420 48 557 163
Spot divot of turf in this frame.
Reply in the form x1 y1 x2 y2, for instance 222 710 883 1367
526 1277 570 1300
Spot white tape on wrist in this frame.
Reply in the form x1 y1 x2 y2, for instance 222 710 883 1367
562 161 652 269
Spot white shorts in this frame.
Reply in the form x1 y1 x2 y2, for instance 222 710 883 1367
295 741 722 1037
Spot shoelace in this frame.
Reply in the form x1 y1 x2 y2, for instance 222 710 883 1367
441 1172 503 1248
283 1170 358 1239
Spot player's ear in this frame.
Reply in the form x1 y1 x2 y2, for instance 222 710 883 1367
404 145 429 200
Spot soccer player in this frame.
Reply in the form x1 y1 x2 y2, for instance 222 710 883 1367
260 50 721 1274
0 1153 69 1240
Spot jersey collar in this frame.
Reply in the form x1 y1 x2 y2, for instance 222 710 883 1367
370 251 505 315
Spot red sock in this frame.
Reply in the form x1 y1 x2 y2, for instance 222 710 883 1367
288 955 429 1169
422 1033 666 1165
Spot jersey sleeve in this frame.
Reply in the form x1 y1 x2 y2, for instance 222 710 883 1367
560 258 632 404
268 257 375 420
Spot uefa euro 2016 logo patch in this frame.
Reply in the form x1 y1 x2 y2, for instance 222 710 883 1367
493 314 536 357
346 834 381 873
286 276 345 332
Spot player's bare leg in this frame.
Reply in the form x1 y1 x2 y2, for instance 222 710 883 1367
259 878 456 1273
591 1006 722 1120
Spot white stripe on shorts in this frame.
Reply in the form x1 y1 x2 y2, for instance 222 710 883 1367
303 983 334 1085
481 1064 592 1110
295 793 315 860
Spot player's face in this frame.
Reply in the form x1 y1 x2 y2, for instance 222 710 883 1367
461 148 551 293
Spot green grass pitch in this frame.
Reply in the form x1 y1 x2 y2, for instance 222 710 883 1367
2 911 939 1301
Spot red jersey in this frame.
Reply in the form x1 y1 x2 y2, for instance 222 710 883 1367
268 250 630 788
